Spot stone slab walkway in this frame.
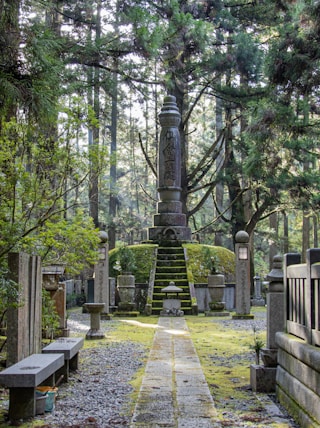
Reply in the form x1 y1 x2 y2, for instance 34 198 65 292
130 317 220 428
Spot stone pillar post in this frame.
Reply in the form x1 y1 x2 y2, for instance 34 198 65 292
250 255 284 392
233 231 254 319
7 253 42 366
93 231 109 316
264 254 284 354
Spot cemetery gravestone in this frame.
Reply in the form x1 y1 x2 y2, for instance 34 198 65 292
7 253 42 366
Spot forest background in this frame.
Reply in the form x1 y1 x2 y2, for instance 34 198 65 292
1 0 320 282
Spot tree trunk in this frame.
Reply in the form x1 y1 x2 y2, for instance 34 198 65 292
108 66 118 250
214 89 224 247
0 0 20 123
88 1 101 229
269 212 278 269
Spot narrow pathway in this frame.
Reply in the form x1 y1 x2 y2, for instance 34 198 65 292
131 317 219 428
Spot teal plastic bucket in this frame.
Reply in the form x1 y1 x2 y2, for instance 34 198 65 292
36 387 58 412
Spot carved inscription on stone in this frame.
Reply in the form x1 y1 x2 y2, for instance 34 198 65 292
163 130 177 185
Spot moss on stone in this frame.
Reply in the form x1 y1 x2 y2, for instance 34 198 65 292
183 243 235 283
109 243 235 285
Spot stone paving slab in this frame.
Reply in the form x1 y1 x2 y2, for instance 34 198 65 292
130 317 218 427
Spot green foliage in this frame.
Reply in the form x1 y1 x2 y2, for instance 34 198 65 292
1 0 320 275
109 244 157 281
0 117 98 273
248 326 265 364
42 289 60 339
114 245 137 274
202 247 220 274
22 210 100 275
0 266 20 320
183 244 235 283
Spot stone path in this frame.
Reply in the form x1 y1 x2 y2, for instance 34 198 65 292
131 317 219 428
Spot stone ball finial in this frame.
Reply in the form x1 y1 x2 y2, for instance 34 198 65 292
235 230 249 243
98 230 108 243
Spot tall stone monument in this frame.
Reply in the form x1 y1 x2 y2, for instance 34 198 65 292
7 253 42 366
148 95 191 244
94 230 109 317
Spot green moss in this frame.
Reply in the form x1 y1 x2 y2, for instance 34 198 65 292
186 309 270 423
109 243 235 286
183 243 235 283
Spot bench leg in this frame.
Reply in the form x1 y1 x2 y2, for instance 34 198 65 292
70 353 79 370
9 387 35 420
55 362 68 383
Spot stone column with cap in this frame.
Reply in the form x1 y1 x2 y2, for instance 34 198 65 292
233 230 254 319
93 230 109 317
250 255 284 392
262 254 284 363
148 95 191 244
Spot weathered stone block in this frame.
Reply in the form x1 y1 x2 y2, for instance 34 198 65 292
276 332 320 426
163 298 181 310
267 292 284 349
153 213 187 227
7 253 42 366
157 200 182 213
148 226 192 242
250 364 276 392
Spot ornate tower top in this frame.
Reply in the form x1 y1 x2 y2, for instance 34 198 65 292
148 95 191 245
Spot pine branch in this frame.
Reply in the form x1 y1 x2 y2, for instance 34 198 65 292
138 133 157 177
187 129 225 186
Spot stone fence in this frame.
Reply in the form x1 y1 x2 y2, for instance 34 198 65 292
194 283 235 312
283 249 320 346
276 249 320 427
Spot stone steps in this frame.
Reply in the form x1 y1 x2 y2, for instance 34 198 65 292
152 246 192 315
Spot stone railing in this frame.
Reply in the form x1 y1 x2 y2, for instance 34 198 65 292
284 249 320 346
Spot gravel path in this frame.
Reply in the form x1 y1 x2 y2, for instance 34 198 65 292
38 312 145 427
0 309 299 427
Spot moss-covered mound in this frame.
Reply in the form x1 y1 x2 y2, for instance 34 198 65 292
109 244 158 283
183 243 235 283
109 243 235 284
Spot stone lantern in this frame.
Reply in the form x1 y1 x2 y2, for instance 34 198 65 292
232 231 254 320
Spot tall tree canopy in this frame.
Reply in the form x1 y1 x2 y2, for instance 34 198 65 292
1 0 320 273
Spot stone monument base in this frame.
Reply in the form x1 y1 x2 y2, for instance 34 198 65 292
160 309 184 316
250 364 277 392
101 313 112 320
205 311 230 317
251 298 265 306
85 329 105 340
232 313 254 320
113 311 139 317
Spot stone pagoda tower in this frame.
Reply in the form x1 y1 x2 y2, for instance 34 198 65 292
148 95 191 245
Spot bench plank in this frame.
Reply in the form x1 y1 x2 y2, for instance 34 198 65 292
42 337 84 381
0 353 64 388
0 353 64 420
42 337 84 360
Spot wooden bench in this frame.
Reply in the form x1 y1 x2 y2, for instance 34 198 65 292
0 353 64 420
42 337 84 381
